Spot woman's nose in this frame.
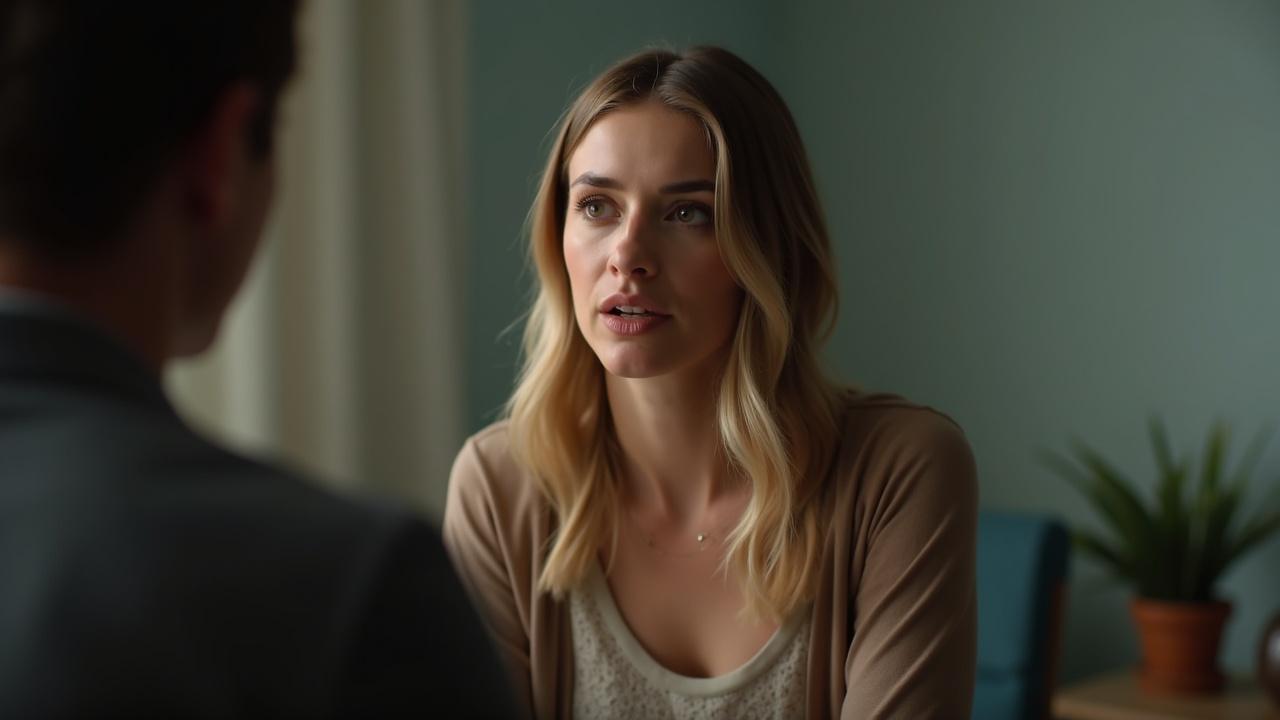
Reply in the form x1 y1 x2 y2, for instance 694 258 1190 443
608 216 658 279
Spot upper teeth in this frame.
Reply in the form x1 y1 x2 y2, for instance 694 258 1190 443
616 305 648 315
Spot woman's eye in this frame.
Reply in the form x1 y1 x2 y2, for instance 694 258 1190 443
669 204 711 225
576 197 617 220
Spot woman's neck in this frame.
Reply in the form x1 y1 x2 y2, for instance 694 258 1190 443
605 366 742 523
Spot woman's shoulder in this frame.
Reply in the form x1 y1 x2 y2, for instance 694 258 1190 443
455 418 519 475
831 390 976 501
838 390 968 444
447 419 546 524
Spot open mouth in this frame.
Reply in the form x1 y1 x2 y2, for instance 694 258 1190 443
609 305 659 317
600 304 669 336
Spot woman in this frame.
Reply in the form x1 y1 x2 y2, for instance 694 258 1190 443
444 46 976 720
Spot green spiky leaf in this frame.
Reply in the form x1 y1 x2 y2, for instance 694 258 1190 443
1044 420 1280 603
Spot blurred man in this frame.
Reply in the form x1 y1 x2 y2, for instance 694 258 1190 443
0 2 514 716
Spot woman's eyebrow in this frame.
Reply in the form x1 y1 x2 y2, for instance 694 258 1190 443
568 173 714 195
569 172 621 189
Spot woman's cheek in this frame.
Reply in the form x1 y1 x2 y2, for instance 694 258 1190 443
562 232 599 320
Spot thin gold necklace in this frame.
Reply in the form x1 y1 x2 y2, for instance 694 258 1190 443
623 504 724 558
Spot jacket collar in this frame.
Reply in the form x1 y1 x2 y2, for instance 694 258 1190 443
0 301 173 413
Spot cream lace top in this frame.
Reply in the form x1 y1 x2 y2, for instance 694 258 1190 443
569 562 810 720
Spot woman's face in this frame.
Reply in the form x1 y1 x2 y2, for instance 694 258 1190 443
562 101 743 381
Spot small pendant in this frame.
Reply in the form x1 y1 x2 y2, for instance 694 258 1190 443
696 533 706 543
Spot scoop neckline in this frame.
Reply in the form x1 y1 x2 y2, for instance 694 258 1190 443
582 560 809 697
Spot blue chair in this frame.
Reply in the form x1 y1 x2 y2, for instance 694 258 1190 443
973 511 1071 720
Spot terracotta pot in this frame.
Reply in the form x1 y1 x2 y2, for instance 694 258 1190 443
1260 609 1280 708
1130 597 1231 694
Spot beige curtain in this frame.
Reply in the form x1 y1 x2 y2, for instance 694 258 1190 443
166 0 468 519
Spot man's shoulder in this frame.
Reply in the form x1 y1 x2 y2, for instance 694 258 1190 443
148 421 419 552
75 402 396 522
0 386 452 716
5 387 423 570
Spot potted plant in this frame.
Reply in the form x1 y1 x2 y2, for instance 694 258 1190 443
1045 419 1280 694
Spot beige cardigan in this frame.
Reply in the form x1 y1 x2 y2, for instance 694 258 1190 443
443 393 977 719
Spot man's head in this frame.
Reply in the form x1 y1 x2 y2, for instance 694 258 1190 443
0 0 300 359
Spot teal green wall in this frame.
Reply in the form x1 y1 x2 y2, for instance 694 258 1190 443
467 0 1280 683
776 0 1280 681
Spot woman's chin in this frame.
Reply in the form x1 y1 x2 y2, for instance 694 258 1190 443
600 360 667 380
595 348 674 380
594 340 730 384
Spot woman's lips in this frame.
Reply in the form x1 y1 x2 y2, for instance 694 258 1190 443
600 312 670 336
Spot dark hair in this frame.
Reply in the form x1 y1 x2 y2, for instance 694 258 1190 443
0 0 300 256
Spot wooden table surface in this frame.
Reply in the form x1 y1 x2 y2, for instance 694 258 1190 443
1053 670 1280 720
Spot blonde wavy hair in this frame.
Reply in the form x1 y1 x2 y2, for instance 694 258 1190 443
508 46 842 621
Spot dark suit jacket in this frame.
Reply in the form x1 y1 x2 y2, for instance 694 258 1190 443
0 309 515 718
